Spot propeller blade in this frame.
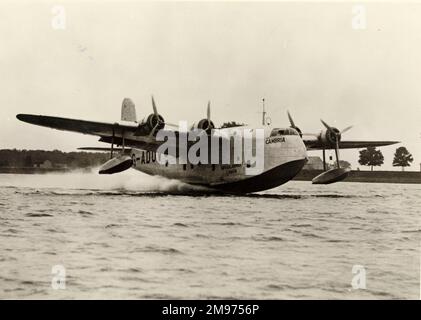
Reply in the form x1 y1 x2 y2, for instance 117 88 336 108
320 119 332 131
341 125 353 134
207 101 211 121
165 122 180 128
148 121 160 137
287 111 295 127
151 95 158 116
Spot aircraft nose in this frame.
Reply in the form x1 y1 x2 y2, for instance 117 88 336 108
297 137 308 160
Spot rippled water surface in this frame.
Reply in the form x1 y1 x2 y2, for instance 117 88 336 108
0 171 419 299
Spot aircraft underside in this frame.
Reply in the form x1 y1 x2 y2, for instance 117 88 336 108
132 153 307 194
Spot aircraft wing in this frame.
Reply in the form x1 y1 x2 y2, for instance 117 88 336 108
16 114 231 162
304 139 399 150
17 114 138 136
16 114 178 153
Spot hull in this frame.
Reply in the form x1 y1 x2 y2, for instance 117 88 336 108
130 131 308 193
210 159 306 193
133 158 306 194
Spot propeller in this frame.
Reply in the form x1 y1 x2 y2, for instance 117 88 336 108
286 112 353 175
319 119 353 169
286 111 302 137
203 101 214 134
320 119 353 143
152 95 158 116
287 110 296 128
149 95 165 137
341 125 353 134
193 100 215 135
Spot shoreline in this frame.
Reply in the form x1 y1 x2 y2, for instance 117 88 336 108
294 169 421 184
1 167 420 184
0 167 91 174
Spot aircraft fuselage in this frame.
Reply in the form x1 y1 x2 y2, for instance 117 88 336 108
131 127 308 193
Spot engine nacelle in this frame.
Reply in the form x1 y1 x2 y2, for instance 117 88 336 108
136 113 165 136
191 118 215 135
319 127 341 146
146 113 165 130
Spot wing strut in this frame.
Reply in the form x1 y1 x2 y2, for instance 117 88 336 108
99 127 132 174
122 128 125 152
110 127 115 159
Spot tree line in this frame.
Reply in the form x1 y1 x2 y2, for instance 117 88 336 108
0 149 109 168
0 146 415 171
358 146 414 171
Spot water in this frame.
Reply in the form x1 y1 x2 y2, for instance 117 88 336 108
0 170 419 299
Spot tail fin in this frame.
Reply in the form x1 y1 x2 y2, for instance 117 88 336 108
121 98 137 122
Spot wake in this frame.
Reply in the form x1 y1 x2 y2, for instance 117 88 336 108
0 168 210 194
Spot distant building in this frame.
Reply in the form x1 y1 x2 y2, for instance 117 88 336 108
303 156 324 170
33 161 42 168
39 160 52 169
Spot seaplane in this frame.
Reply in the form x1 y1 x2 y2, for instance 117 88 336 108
16 97 398 193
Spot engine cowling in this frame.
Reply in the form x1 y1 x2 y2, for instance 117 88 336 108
146 113 165 130
319 127 341 145
191 118 215 135
136 113 165 136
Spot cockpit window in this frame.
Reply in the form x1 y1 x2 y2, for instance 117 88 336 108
270 128 299 136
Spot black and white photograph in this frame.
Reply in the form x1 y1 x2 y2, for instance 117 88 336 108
0 0 420 305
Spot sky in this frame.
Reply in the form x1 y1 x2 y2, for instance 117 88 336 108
0 1 420 171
